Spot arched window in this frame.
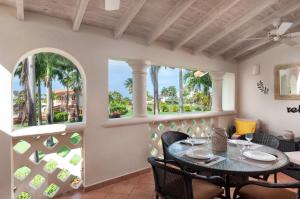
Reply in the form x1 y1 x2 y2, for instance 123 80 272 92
13 51 84 129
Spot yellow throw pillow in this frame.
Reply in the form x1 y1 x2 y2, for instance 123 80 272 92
235 119 256 135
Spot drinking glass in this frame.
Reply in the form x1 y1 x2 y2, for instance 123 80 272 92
245 133 254 144
237 143 246 160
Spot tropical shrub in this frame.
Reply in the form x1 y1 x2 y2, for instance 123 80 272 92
54 112 68 122
160 103 169 112
109 104 128 115
172 105 179 112
184 105 191 112
147 106 153 112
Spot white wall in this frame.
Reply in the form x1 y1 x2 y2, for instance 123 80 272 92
238 39 300 137
0 5 237 188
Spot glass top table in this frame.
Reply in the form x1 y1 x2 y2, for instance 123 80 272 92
168 139 290 176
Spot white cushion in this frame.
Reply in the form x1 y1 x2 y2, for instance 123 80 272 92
285 151 300 165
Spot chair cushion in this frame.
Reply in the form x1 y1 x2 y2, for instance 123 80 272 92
238 184 297 199
285 151 300 165
235 118 257 135
192 179 223 199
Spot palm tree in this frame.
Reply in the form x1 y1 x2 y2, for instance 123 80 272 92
179 68 184 112
150 66 161 114
14 56 36 126
124 78 133 94
69 68 82 122
184 70 212 95
35 55 47 125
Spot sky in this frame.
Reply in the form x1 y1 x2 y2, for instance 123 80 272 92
108 60 180 98
13 59 186 98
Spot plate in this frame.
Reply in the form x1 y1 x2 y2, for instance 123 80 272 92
182 139 206 146
185 149 212 160
243 151 277 162
228 139 252 146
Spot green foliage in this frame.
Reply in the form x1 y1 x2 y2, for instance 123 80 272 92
53 112 68 122
184 105 192 112
172 105 179 112
109 91 129 117
124 78 133 94
160 103 169 112
147 106 153 112
184 70 212 95
193 92 211 111
17 192 31 199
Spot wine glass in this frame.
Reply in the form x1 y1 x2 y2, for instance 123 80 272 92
237 143 246 160
245 133 254 145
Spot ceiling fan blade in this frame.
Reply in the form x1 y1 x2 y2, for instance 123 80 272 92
282 38 298 46
105 0 120 11
277 22 293 35
286 32 300 37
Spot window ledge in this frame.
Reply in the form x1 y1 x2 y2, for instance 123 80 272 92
102 111 237 128
11 122 86 138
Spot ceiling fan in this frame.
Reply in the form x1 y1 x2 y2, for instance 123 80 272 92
242 19 300 46
105 0 120 11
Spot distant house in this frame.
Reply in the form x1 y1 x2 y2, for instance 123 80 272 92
52 89 83 115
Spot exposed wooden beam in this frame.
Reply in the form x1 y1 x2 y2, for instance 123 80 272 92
172 0 242 50
146 0 196 45
228 40 271 60
73 0 90 31
228 17 300 60
236 41 282 62
114 0 147 39
16 0 24 20
212 0 300 57
193 0 277 54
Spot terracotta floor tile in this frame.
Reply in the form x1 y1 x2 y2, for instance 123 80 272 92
104 193 128 199
128 193 154 199
57 171 298 198
110 183 135 194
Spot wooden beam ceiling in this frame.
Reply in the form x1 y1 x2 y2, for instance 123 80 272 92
16 0 24 20
146 0 196 45
193 0 277 55
73 0 90 31
114 0 147 40
172 0 242 51
212 0 300 57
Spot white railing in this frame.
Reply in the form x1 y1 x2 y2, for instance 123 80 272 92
147 112 236 158
12 123 85 199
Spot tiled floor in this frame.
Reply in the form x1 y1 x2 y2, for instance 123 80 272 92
58 171 297 199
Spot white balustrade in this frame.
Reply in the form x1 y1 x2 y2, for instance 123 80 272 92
12 123 84 199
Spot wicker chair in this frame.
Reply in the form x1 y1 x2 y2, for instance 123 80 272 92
252 132 280 149
250 132 280 182
161 131 190 161
148 157 226 199
233 180 300 199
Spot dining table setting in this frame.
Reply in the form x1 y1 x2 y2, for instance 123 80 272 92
168 133 290 197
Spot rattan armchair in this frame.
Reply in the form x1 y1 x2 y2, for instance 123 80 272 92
233 180 300 199
148 157 226 199
252 132 280 149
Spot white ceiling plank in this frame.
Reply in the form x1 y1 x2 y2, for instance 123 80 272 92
172 0 242 50
114 0 147 40
16 0 24 20
146 0 196 45
73 0 90 31
193 0 277 54
212 0 300 57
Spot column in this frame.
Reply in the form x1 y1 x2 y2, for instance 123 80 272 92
210 71 225 112
127 59 151 117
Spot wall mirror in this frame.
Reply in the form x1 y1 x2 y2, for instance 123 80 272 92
274 64 300 100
